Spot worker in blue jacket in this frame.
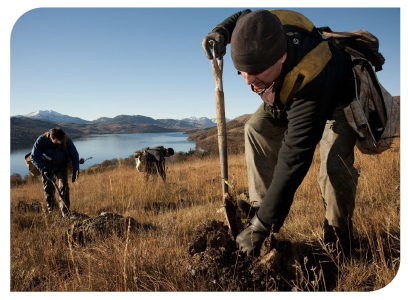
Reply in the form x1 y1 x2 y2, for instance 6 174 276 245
31 128 80 217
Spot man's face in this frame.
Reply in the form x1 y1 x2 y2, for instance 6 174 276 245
239 52 287 90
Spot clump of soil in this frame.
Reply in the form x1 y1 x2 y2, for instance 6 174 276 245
66 212 154 245
12 200 44 230
15 200 42 213
187 219 301 291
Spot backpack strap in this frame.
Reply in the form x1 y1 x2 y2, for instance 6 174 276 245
62 134 68 151
43 132 49 151
271 9 315 32
269 10 332 105
280 41 332 105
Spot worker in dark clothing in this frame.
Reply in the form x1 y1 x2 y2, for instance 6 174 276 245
30 128 80 217
202 9 358 255
134 146 174 182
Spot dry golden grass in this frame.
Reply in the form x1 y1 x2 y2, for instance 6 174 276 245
10 140 400 291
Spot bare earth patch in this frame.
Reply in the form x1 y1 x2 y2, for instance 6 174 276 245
186 219 305 291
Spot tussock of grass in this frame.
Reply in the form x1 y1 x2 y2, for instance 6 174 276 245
10 139 400 291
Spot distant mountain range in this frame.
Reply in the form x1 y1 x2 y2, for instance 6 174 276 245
16 110 226 126
10 110 230 150
12 96 400 152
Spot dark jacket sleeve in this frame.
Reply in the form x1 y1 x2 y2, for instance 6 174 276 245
257 86 330 231
30 134 46 171
67 138 80 171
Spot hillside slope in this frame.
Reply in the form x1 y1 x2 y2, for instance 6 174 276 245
10 141 400 291
187 114 252 152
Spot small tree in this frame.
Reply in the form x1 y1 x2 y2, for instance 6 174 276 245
101 160 111 168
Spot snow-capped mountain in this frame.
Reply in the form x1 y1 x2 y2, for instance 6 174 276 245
24 110 90 124
211 117 231 124
182 116 231 127
182 117 216 127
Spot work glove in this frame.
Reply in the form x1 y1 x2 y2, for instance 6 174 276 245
236 213 271 256
202 27 228 59
72 169 79 183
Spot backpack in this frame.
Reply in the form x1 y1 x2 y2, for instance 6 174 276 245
25 131 70 176
318 27 400 154
271 10 400 154
134 148 158 174
25 152 41 176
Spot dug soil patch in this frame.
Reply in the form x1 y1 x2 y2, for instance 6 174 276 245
65 212 154 245
187 219 329 291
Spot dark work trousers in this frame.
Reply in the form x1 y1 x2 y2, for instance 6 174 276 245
245 102 359 244
41 167 70 217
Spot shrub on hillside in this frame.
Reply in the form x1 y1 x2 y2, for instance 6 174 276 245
10 173 23 186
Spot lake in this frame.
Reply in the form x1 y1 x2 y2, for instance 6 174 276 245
10 132 196 177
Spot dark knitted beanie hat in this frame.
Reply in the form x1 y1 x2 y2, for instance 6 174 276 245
231 10 287 74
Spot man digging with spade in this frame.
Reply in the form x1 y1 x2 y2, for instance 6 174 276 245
202 9 359 256
31 128 81 217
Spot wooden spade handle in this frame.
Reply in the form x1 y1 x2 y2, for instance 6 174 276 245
210 56 228 196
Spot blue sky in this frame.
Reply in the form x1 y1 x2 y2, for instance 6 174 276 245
7 3 402 122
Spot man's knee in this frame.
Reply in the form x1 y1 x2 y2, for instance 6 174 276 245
245 117 259 136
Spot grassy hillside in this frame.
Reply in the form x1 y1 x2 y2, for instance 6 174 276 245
10 136 400 291
187 114 252 152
